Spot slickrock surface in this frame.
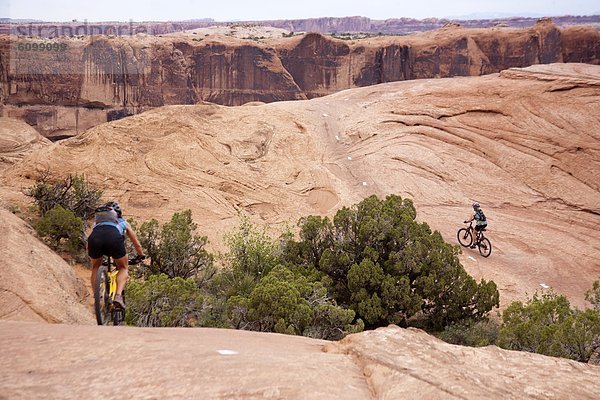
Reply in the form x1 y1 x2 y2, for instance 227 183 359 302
2 63 598 309
326 325 600 399
0 209 93 324
0 322 598 399
0 118 50 169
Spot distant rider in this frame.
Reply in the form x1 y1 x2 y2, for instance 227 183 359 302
464 202 487 249
87 201 143 309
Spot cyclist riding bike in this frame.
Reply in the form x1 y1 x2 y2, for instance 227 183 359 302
87 201 143 309
464 202 488 249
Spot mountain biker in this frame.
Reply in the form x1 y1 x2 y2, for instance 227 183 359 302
87 201 143 309
464 202 487 249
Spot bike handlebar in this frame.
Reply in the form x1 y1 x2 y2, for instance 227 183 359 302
101 255 146 266
128 255 146 265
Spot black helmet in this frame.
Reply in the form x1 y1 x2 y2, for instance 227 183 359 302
95 205 114 214
472 202 481 210
105 201 122 218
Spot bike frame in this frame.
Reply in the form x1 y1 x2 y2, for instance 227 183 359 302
107 269 119 302
468 221 486 242
103 257 120 311
95 255 144 325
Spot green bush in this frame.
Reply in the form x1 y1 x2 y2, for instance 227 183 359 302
125 274 204 327
438 318 500 347
498 291 600 362
282 194 499 330
227 265 363 339
27 172 102 219
217 217 280 298
586 280 600 313
137 210 215 282
35 205 83 252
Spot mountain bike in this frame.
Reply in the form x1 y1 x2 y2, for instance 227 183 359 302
94 255 145 326
457 221 492 257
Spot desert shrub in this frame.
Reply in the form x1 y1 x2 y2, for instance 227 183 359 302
35 205 83 252
196 294 230 328
498 291 600 362
214 217 280 299
438 318 501 347
125 274 204 327
227 265 363 339
137 210 215 282
586 280 600 313
282 194 499 330
26 172 102 219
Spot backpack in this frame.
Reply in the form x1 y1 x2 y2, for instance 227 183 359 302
94 205 118 224
476 209 487 222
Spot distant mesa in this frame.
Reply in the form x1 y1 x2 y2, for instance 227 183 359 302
1 20 598 138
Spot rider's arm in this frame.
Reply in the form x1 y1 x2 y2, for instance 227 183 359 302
125 224 144 256
84 223 94 251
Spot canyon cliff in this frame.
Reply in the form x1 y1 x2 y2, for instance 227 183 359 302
1 20 599 137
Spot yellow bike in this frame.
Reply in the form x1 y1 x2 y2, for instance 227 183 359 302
94 255 144 325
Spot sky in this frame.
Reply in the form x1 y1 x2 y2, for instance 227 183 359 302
3 0 599 22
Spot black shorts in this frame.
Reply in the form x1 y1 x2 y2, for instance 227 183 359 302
87 225 126 259
475 224 487 232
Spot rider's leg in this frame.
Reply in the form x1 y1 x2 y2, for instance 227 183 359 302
90 257 103 291
114 255 129 296
471 226 479 248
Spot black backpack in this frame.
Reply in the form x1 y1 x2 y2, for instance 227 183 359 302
476 209 487 222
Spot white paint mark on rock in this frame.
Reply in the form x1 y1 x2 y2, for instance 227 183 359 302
540 283 550 289
217 350 239 355
468 256 476 261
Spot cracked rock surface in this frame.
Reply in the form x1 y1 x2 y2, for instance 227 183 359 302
0 322 598 399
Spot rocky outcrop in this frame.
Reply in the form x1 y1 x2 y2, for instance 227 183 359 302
2 15 599 36
3 64 599 308
0 117 50 168
0 209 94 324
326 325 600 399
255 15 600 34
1 21 599 136
0 322 598 399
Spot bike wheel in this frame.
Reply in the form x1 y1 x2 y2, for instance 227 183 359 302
478 238 492 258
94 265 110 325
457 228 473 247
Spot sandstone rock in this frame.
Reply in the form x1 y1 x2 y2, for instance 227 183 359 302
0 117 50 169
1 23 598 136
3 15 598 36
2 63 598 309
0 209 94 324
325 325 600 399
0 322 598 399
